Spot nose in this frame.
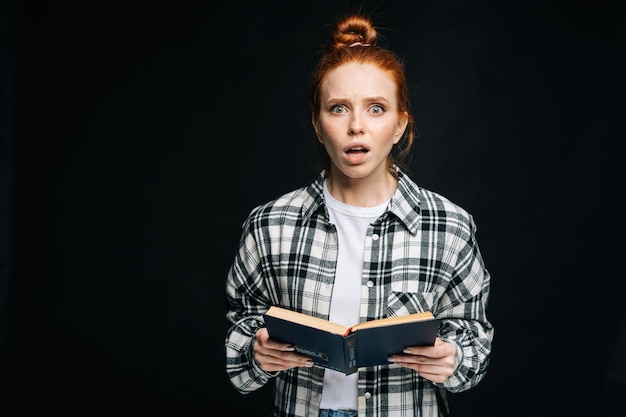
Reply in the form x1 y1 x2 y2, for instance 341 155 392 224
348 113 365 135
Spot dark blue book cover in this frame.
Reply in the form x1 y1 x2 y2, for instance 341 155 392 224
263 306 439 375
263 314 357 373
355 319 441 367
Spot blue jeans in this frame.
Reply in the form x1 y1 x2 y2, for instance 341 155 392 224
319 410 358 417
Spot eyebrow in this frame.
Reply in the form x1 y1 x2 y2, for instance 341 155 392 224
325 96 391 104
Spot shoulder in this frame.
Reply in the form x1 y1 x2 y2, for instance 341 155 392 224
417 187 479 243
243 176 325 229
249 187 309 218
418 187 470 219
396 172 475 232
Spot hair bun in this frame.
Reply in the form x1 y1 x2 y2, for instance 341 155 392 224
331 14 377 49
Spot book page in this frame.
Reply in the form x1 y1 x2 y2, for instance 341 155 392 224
350 311 435 331
265 306 349 335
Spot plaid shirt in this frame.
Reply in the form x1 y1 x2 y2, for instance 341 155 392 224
225 170 493 417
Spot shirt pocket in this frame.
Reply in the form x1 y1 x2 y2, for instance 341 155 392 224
387 285 437 317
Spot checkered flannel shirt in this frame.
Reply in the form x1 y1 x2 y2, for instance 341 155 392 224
225 170 493 417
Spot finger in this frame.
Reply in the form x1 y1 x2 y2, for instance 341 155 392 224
257 350 315 371
257 329 300 353
256 344 315 365
414 370 449 384
391 354 455 370
389 360 453 383
403 339 455 359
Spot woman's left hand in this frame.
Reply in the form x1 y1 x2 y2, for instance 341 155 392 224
388 338 456 383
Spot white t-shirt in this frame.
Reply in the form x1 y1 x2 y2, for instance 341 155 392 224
320 181 389 410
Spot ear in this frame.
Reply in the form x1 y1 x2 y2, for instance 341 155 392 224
312 113 323 143
393 112 409 144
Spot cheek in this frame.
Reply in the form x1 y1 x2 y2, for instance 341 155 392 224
378 124 402 144
318 122 339 142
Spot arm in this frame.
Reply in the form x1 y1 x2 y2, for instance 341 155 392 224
391 215 493 392
224 215 314 393
224 218 275 394
434 214 493 392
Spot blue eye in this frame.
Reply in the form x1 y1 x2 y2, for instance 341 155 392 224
371 105 384 114
330 105 346 114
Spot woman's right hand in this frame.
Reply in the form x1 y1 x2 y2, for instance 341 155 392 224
253 327 315 372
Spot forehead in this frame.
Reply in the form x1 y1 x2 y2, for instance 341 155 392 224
320 62 397 99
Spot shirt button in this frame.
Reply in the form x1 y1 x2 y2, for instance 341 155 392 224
372 233 379 240
367 281 374 288
364 392 372 399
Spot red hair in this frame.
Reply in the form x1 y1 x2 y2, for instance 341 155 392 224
308 14 416 177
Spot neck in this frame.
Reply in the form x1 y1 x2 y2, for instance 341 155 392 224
325 169 397 207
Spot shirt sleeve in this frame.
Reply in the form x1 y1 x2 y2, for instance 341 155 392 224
436 213 494 392
224 212 276 394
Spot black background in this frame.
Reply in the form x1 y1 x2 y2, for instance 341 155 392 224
1 0 624 416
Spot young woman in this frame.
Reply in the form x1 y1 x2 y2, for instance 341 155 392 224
225 13 493 417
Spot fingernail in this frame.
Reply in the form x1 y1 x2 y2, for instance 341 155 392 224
305 360 314 367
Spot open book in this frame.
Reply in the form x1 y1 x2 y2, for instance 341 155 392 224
263 306 440 375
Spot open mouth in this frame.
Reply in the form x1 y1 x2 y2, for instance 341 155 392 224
346 146 369 154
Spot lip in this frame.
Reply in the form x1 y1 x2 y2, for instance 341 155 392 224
343 142 370 165
343 142 370 153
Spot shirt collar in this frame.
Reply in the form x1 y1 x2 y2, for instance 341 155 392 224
301 169 422 234
388 170 422 235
